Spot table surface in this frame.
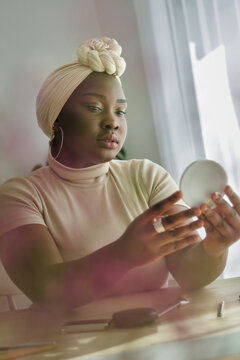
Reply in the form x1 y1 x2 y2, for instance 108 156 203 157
1 277 240 360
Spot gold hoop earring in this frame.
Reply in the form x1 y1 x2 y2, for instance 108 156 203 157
54 127 64 160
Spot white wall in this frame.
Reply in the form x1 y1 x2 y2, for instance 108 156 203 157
0 0 160 184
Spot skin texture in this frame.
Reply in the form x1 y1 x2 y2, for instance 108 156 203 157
1 72 240 313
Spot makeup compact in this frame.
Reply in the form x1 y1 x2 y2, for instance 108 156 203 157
180 160 228 207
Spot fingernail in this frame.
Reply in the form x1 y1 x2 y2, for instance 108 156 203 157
172 191 182 199
200 204 208 211
168 192 181 203
225 185 232 194
206 198 217 209
212 192 221 201
201 204 210 213
192 234 200 242
193 207 201 215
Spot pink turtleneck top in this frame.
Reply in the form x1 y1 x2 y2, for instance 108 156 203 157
0 153 184 295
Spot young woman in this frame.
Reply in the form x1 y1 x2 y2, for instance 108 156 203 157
0 37 239 312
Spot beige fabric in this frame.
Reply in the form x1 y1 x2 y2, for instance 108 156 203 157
0 156 184 293
36 37 126 140
36 64 92 139
77 37 126 75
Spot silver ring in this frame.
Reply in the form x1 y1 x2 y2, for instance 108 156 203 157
153 218 165 233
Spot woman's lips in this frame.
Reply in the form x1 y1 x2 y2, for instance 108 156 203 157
97 139 119 149
97 135 119 149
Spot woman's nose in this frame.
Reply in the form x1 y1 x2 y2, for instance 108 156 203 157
102 113 119 130
103 123 119 130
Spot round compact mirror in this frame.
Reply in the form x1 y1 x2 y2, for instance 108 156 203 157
179 160 228 207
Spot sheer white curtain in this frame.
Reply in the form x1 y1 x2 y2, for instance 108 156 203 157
134 0 240 277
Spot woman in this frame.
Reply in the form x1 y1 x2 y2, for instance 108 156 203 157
0 37 239 312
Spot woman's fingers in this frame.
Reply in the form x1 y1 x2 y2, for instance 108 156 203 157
200 205 235 240
198 186 240 255
161 207 201 230
144 193 201 233
153 219 203 247
200 214 232 251
144 191 182 223
158 234 200 257
211 192 240 231
225 185 240 214
121 191 204 266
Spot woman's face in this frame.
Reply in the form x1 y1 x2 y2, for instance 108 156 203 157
55 72 127 168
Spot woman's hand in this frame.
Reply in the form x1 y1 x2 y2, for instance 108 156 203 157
200 185 240 257
117 191 203 267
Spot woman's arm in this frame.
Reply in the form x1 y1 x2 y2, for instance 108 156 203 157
0 224 133 313
166 234 228 290
0 191 203 313
166 186 240 289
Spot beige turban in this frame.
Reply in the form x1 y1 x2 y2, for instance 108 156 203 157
36 37 126 140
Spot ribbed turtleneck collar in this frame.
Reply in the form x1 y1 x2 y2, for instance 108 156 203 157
47 149 110 184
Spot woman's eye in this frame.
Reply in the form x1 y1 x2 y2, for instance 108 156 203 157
87 105 102 112
116 110 127 116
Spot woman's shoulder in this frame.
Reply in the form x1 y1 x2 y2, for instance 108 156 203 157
0 166 50 196
110 158 168 177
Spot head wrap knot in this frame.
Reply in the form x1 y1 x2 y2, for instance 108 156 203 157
77 37 126 76
36 37 126 139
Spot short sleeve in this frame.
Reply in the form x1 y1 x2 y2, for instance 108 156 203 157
140 159 187 208
0 177 46 238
